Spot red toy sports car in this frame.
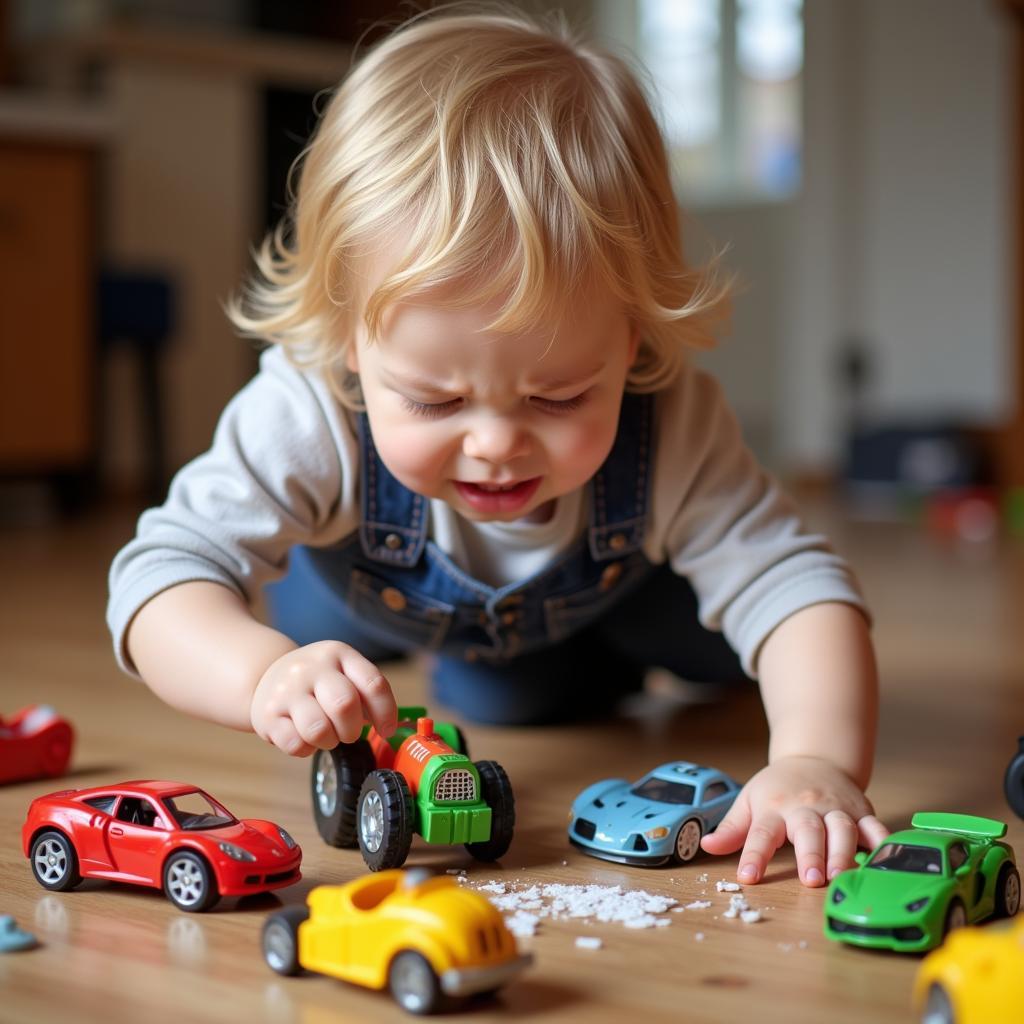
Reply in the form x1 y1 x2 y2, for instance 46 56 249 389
0 705 74 785
22 780 301 912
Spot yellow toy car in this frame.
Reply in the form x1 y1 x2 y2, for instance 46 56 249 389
261 868 532 1014
913 917 1024 1023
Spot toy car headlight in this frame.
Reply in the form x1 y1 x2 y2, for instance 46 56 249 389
218 842 256 862
831 888 846 904
644 826 670 840
905 897 930 913
276 827 296 850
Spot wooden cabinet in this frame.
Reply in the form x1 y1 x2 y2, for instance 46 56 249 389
0 139 96 472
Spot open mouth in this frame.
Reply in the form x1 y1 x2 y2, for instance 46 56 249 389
454 477 541 512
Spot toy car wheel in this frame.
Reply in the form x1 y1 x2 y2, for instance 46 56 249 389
920 982 955 1024
262 906 309 976
163 851 220 912
389 950 445 1015
1004 738 1024 820
30 830 81 892
311 738 375 848
943 898 966 938
994 862 1021 918
673 819 703 863
465 760 515 862
357 769 414 871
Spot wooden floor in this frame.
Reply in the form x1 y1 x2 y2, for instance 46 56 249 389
1 496 1022 1024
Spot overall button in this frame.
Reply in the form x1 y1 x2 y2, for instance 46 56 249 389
608 532 628 551
384 533 403 550
599 562 623 591
380 587 407 612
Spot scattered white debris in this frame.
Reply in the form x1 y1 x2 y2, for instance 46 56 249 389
505 911 541 938
722 894 749 919
685 900 712 910
561 860 568 866
798 940 808 950
716 880 742 892
695 932 705 941
446 868 467 876
575 936 603 950
721 893 764 924
778 942 794 953
697 872 709 883
469 880 677 934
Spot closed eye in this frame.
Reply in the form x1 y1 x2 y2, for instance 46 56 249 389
530 391 589 414
400 396 463 419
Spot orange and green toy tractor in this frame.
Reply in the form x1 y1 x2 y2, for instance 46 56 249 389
311 706 515 871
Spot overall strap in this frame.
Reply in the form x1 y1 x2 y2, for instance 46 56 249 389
357 414 428 566
588 392 654 562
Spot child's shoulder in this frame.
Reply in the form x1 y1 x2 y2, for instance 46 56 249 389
220 345 357 453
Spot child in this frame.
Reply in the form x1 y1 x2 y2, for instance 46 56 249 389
108 6 886 887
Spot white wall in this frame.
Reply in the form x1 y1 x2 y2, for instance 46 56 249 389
781 0 1012 470
598 0 1013 474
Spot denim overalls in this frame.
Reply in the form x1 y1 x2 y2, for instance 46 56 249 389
267 392 746 724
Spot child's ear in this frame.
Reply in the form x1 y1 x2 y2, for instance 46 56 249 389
345 340 360 374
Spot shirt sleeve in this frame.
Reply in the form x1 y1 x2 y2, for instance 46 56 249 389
644 362 869 677
106 347 361 676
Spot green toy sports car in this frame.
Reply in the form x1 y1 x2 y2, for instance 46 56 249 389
824 812 1020 953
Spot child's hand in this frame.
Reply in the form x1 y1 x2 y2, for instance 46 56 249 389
250 641 398 756
700 755 888 887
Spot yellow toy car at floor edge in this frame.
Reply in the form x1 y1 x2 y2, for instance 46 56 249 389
262 867 532 1015
913 917 1024 1024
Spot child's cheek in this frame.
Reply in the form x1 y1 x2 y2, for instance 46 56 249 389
373 423 450 495
551 410 619 487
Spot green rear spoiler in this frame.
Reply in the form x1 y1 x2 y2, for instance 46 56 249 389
911 811 1007 839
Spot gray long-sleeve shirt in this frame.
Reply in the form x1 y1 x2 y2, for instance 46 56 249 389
108 346 867 677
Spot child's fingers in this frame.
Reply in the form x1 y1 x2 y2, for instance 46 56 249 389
266 717 315 757
290 692 343 749
824 809 860 879
786 808 826 886
700 797 751 856
333 646 397 736
313 675 367 745
857 813 889 851
736 814 786 884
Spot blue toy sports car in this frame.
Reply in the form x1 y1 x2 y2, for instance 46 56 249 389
568 762 740 867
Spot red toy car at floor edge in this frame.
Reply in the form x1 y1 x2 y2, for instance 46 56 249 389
22 780 302 912
0 705 74 785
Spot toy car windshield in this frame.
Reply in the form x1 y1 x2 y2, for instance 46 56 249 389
629 778 697 805
163 791 236 830
868 843 942 873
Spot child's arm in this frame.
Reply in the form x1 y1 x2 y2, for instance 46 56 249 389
700 601 888 886
127 580 398 754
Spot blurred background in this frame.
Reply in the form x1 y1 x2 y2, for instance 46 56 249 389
0 0 1020 539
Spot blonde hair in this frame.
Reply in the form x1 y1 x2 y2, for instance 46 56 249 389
228 3 729 406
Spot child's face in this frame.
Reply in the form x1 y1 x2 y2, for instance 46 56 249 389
348 279 639 523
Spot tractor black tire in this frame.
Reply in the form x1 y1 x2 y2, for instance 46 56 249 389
357 769 415 871
465 760 515 862
311 738 376 848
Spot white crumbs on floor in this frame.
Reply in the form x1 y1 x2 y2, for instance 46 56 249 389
470 880 678 935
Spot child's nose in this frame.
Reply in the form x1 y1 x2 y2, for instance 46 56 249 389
462 417 529 464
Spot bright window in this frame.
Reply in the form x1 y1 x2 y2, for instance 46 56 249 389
600 0 803 204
